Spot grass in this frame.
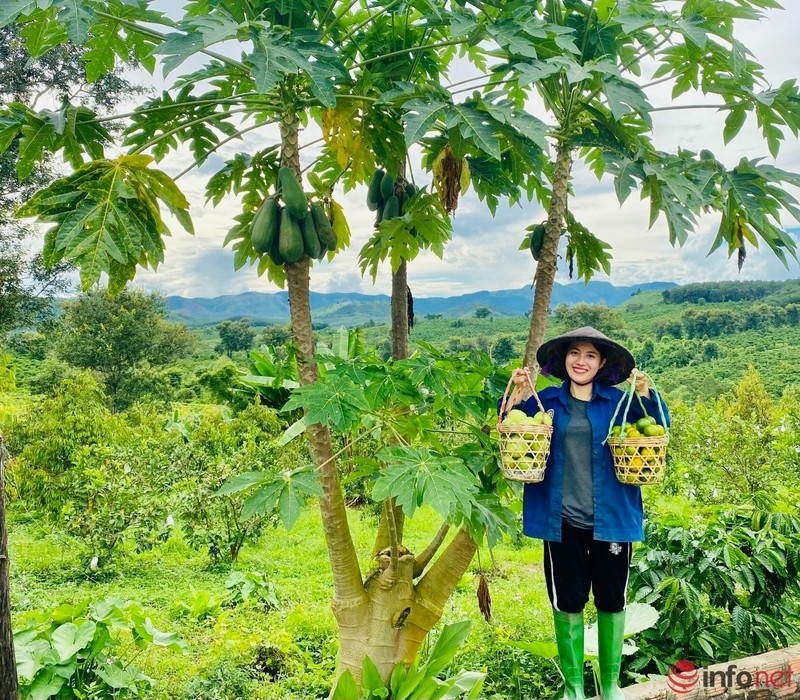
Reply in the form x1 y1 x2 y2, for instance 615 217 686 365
9 502 555 699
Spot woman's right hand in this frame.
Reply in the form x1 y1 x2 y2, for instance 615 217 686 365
511 366 531 388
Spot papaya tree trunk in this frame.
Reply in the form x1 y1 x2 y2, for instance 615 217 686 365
391 259 409 359
523 145 574 368
280 113 365 607
280 119 479 690
0 438 19 700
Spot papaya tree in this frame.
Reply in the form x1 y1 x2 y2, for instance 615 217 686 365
0 0 552 689
401 0 799 366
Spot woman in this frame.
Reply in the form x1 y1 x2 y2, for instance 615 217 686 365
503 327 669 700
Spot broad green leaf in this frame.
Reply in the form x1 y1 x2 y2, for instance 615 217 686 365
0 0 39 27
508 640 558 659
216 471 270 496
282 374 370 433
51 621 96 662
403 99 449 147
331 669 359 700
448 103 501 160
21 11 69 57
25 669 66 700
603 78 652 127
279 416 306 445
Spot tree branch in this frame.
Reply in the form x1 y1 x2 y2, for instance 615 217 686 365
352 39 467 70
650 104 729 112
413 522 450 578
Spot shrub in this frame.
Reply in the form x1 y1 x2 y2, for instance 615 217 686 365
629 495 800 672
172 404 307 563
15 597 186 700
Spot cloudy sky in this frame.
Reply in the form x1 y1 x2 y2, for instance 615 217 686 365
117 3 800 299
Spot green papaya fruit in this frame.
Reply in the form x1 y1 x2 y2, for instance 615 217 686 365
379 172 395 200
367 169 385 212
278 166 307 220
300 210 322 259
404 182 417 198
278 208 305 263
530 224 546 261
269 235 285 266
310 202 337 251
382 195 399 221
250 196 280 254
397 191 409 214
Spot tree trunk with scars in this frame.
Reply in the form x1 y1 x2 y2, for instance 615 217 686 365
524 145 574 369
279 117 479 685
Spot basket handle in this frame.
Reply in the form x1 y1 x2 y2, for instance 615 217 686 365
498 371 546 430
603 369 670 444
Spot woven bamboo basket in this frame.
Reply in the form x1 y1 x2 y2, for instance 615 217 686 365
607 435 667 485
497 375 553 483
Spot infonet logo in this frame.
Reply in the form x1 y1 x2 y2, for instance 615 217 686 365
667 660 800 694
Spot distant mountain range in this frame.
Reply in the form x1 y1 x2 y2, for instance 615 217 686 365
166 280 676 326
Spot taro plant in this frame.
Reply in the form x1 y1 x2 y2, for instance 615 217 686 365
14 597 186 700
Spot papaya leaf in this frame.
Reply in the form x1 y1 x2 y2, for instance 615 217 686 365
15 156 192 291
373 446 478 520
282 374 369 434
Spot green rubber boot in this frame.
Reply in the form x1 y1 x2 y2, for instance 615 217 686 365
597 610 626 700
553 610 586 700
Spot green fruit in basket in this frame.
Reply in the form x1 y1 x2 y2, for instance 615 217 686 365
532 411 553 426
635 416 656 432
610 425 622 437
506 437 529 458
504 409 529 424
644 424 665 437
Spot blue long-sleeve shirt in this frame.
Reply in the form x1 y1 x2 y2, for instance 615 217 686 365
504 380 670 543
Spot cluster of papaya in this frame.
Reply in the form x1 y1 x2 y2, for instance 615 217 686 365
250 166 337 266
366 168 417 228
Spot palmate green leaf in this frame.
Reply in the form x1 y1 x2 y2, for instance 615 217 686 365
565 216 612 282
282 374 370 433
447 102 501 160
16 155 191 290
603 78 652 127
235 465 322 529
403 99 450 147
247 28 341 107
373 446 478 521
358 191 451 281
21 9 69 58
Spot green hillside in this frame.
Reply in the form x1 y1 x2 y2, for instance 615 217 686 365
342 280 800 403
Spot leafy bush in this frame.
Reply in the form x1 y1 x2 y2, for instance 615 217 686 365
224 570 279 610
332 621 485 699
173 404 308 563
15 597 186 700
664 368 797 504
630 495 800 671
5 372 114 513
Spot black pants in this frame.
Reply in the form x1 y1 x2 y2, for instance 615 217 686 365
543 520 632 614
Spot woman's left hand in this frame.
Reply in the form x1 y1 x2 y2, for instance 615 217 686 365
628 369 651 398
